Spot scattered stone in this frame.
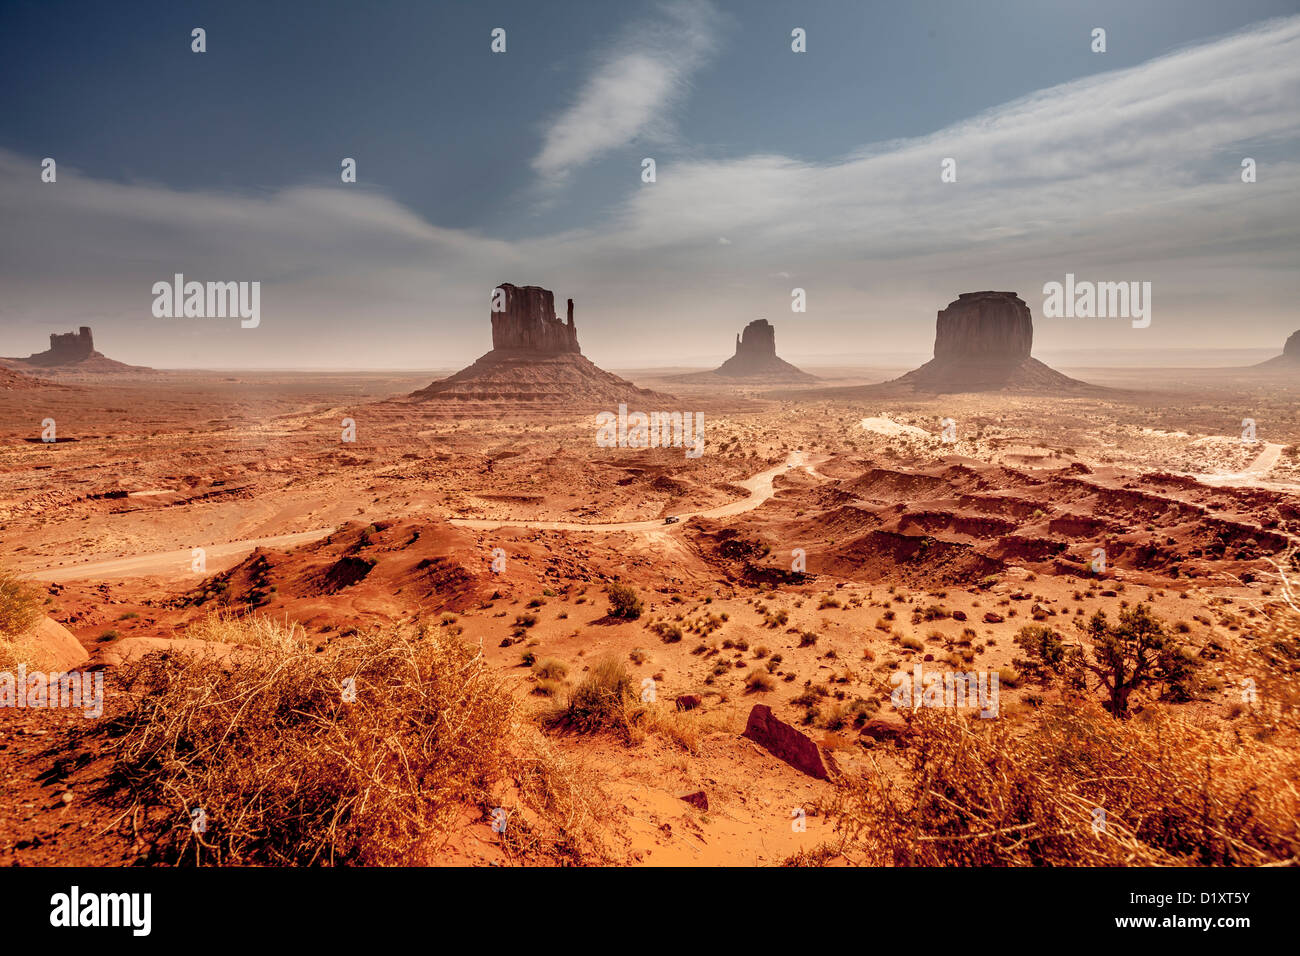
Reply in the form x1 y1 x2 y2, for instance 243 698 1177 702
860 718 910 744
680 790 708 811
983 611 1004 623
741 704 832 780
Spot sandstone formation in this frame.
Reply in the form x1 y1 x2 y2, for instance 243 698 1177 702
894 291 1084 391
7 617 89 671
30 327 96 365
408 283 673 409
741 703 833 780
768 291 1094 398
1254 330 1300 368
491 284 580 354
2 326 150 375
933 292 1032 363
669 318 817 383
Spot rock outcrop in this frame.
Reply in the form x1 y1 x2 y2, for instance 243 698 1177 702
30 327 97 365
741 704 833 780
408 283 673 410
769 291 1094 398
1255 330 1300 368
2 326 151 375
491 284 581 354
933 292 1033 363
669 318 817 383
895 291 1080 391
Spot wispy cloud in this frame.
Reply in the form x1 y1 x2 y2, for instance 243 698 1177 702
2 15 1298 369
531 0 720 185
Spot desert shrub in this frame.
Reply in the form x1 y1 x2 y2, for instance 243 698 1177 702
101 621 603 865
745 669 775 692
533 658 568 681
649 620 682 643
186 610 309 651
826 704 1300 866
0 568 41 639
605 583 643 620
0 568 45 668
553 656 637 735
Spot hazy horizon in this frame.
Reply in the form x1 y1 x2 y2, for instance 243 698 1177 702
2 0 1298 369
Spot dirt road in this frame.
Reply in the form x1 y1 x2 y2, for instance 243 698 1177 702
20 455 822 582
22 529 334 583
448 453 823 532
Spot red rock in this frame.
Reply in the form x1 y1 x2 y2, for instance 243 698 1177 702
741 704 831 780
489 283 580 354
860 718 909 744
673 319 817 383
408 282 674 409
983 611 1004 623
680 790 708 810
2 326 151 373
889 292 1094 393
952 610 967 621
675 694 701 711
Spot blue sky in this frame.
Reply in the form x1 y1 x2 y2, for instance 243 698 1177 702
1 0 1298 368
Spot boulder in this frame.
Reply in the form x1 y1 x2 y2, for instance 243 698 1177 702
741 704 832 780
860 718 910 744
10 618 90 671
680 790 709 810
675 694 702 711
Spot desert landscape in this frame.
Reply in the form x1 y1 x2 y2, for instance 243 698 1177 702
1 4 1298 918
2 284 1298 869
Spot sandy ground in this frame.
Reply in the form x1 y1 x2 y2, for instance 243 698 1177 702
2 365 1298 865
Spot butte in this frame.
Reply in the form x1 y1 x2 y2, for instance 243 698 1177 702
405 283 673 411
668 319 817 384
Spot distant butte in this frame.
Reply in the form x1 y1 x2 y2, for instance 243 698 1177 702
763 291 1098 399
406 283 673 409
1255 330 1300 368
669 318 817 383
1 326 152 375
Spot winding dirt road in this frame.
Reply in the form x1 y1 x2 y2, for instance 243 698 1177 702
448 453 823 532
20 454 823 582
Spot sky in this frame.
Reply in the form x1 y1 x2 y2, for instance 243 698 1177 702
1 0 1298 369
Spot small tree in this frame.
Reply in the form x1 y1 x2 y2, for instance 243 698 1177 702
605 582 643 620
1014 605 1197 717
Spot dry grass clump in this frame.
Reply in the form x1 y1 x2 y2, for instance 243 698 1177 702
0 568 44 669
183 609 310 651
545 655 724 753
826 704 1299 866
101 617 605 865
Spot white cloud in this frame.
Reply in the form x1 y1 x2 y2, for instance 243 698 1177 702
2 15 1298 369
531 0 719 184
